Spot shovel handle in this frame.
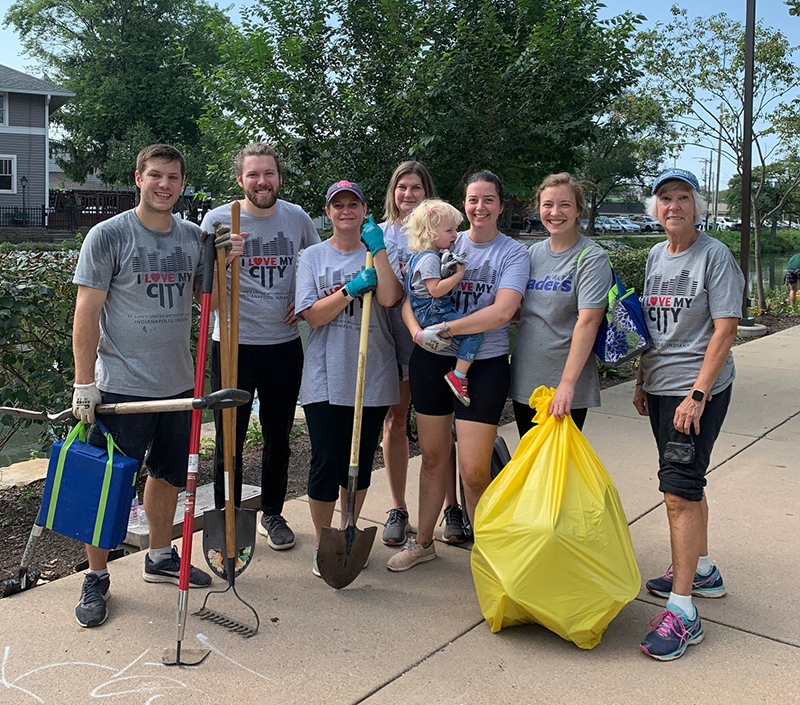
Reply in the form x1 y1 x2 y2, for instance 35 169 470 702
346 251 373 525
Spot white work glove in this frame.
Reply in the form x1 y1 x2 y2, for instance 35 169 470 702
72 382 102 424
440 249 468 279
414 324 451 353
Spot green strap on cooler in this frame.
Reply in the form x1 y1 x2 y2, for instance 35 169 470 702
46 422 128 546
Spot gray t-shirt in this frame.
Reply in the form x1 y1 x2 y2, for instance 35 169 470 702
382 221 415 366
73 210 202 397
295 241 400 407
408 250 443 300
640 233 744 396
434 231 529 359
200 200 320 345
510 236 612 408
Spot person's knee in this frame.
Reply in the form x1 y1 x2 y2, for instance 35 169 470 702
664 490 702 516
383 405 408 438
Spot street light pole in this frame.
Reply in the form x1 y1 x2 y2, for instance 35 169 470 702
20 175 28 226
740 0 756 324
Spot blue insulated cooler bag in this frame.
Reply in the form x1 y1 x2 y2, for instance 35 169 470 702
37 419 139 549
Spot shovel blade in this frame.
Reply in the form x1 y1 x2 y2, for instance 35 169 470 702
202 507 256 579
161 647 210 666
317 524 377 589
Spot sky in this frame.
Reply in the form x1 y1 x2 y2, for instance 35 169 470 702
0 0 798 192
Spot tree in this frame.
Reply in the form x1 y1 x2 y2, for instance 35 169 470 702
637 8 800 309
4 0 231 186
200 0 644 212
578 92 676 233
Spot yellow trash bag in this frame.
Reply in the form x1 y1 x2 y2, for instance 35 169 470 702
471 386 640 649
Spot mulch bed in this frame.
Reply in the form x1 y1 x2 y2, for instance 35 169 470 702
1 314 796 585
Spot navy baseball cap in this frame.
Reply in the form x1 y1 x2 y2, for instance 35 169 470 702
652 168 700 194
325 180 365 205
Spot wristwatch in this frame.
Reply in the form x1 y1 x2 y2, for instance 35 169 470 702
341 287 355 302
690 389 706 402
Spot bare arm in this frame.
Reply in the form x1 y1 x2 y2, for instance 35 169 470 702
425 263 465 299
300 289 352 329
402 297 421 337
373 249 403 307
72 285 107 384
443 288 524 337
550 307 605 419
673 317 739 434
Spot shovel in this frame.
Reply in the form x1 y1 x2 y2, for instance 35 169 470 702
196 202 259 638
317 251 378 589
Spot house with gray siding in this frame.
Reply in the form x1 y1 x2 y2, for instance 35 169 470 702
0 64 73 223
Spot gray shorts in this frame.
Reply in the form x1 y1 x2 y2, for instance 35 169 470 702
87 388 193 488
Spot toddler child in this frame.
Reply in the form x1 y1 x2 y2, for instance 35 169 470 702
405 199 483 405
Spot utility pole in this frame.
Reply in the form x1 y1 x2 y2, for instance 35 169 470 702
740 0 755 324
713 107 723 228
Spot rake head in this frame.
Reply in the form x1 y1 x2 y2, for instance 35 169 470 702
193 582 259 638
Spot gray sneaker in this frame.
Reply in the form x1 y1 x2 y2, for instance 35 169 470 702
440 504 468 544
259 514 296 550
382 507 411 546
75 573 110 628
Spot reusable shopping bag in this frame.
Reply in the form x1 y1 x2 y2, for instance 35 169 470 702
38 419 139 550
471 386 640 649
577 247 650 365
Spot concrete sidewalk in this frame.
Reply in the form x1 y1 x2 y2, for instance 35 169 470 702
1 328 798 704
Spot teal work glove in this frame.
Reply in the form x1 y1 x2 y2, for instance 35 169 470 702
360 216 386 256
343 267 378 300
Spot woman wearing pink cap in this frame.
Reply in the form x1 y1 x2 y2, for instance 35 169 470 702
295 180 402 576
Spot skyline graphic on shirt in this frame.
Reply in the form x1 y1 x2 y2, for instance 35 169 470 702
463 260 497 286
132 246 194 273
318 266 362 290
645 269 699 298
243 232 295 258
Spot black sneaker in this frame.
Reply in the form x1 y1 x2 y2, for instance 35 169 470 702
440 504 468 544
142 547 211 587
75 573 110 628
382 507 411 546
258 514 296 550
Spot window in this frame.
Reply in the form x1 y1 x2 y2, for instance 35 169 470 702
0 93 5 125
0 155 16 193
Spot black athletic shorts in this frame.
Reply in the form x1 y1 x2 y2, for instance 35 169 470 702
409 347 509 425
647 385 733 502
304 402 389 503
87 388 193 488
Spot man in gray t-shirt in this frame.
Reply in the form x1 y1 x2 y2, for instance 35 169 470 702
70 144 241 629
200 143 320 552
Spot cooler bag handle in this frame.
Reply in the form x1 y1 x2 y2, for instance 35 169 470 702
46 419 132 546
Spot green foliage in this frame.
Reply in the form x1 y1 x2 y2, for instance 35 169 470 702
607 248 650 293
198 437 215 460
200 0 644 211
245 418 262 447
708 228 800 255
0 249 77 450
579 92 676 231
4 0 232 186
0 237 82 253
752 285 800 316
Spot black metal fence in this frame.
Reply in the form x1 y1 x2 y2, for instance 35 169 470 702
0 206 46 227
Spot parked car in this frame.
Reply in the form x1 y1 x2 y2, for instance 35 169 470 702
595 216 623 233
613 217 642 233
629 215 664 232
714 217 737 231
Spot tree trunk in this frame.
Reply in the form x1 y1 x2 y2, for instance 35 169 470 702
588 190 598 236
770 216 777 244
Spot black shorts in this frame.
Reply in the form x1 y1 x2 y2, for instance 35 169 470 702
785 269 800 285
304 402 389 503
409 347 509 425
87 388 193 488
647 385 732 502
511 399 587 438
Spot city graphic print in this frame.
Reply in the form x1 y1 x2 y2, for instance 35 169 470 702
133 246 195 310
642 269 699 333
242 232 295 288
452 261 498 314
318 265 366 319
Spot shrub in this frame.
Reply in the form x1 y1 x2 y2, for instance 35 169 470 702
607 248 650 292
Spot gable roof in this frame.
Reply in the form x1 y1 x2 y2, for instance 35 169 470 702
0 64 74 113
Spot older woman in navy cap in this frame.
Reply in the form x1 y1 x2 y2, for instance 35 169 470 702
295 179 403 576
634 169 744 661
